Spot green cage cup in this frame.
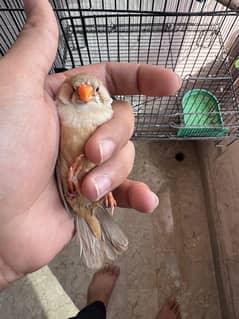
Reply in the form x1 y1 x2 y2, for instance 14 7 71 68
177 89 228 137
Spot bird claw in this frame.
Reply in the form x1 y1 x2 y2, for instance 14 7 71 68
67 154 84 197
66 190 77 202
104 192 117 216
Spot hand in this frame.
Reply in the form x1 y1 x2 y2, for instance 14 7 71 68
0 0 181 289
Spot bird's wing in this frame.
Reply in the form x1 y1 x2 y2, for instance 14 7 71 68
97 207 129 258
55 158 74 218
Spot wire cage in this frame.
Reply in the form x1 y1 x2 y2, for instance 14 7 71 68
0 0 239 140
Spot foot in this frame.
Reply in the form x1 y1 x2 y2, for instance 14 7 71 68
156 296 182 319
104 192 117 215
87 264 120 308
67 154 84 197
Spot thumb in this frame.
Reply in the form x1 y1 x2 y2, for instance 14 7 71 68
4 0 58 82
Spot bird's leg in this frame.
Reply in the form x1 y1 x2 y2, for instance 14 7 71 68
67 154 84 199
104 192 117 216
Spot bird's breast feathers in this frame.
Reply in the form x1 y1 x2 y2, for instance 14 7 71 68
58 100 113 130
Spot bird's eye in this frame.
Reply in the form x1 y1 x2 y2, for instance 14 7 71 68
96 87 99 92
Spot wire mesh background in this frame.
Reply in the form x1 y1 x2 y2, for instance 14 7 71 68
0 0 239 140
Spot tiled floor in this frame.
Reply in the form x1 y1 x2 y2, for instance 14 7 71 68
0 142 221 318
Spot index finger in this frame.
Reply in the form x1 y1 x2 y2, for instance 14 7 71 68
54 62 181 97
104 62 182 96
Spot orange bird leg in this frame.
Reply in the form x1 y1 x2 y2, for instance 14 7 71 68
104 192 117 215
67 154 85 199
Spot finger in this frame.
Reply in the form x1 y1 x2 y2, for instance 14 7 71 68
48 62 182 97
81 141 135 201
104 62 182 96
3 0 58 82
113 180 159 213
85 100 134 164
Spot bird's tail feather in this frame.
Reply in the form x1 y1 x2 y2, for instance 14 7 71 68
97 207 128 255
75 206 128 269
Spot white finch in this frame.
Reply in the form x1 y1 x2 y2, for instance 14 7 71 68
56 73 128 269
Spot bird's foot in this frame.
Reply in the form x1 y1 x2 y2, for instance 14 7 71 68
104 192 117 216
66 190 77 202
67 154 84 197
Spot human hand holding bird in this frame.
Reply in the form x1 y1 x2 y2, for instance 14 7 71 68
0 0 181 289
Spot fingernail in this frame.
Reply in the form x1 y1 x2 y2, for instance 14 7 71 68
151 192 159 207
93 175 111 200
99 139 116 163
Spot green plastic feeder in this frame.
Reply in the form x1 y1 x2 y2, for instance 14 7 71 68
235 58 239 70
177 89 228 137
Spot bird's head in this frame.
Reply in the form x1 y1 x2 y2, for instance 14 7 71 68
70 73 112 108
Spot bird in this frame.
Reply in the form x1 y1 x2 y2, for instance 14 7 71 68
55 73 128 269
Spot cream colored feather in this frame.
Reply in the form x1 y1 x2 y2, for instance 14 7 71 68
56 73 128 269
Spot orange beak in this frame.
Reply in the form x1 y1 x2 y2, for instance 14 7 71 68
77 84 94 102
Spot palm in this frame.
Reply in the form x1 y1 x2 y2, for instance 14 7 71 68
0 76 74 279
